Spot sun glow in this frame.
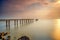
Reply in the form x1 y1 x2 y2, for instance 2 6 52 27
52 19 60 40
57 0 60 3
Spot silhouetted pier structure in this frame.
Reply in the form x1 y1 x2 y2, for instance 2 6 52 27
0 19 38 30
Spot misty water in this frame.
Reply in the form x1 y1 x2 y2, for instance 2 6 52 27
0 19 55 40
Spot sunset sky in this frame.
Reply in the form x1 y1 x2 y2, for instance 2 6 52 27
0 0 59 19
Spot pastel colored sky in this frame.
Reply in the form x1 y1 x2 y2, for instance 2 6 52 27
0 0 58 19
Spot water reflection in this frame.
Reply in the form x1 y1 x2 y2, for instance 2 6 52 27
0 19 60 40
52 19 60 40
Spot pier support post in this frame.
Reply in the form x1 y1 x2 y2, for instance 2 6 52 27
6 20 10 31
14 20 18 27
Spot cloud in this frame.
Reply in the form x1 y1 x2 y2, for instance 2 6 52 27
2 0 51 12
0 0 55 19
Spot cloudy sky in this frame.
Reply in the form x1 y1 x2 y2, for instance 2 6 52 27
0 0 59 19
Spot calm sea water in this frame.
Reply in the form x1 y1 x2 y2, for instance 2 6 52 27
0 19 55 40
